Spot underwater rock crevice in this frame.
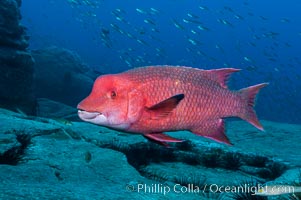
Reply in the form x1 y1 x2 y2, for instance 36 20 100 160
0 131 32 165
93 138 292 199
95 139 288 184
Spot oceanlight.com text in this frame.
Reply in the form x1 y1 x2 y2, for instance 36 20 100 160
126 183 274 195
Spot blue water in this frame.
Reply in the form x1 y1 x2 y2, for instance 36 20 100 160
21 0 301 124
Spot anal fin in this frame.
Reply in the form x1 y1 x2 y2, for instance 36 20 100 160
191 119 232 145
143 132 183 147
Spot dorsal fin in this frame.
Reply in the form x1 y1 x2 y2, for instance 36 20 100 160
203 68 241 88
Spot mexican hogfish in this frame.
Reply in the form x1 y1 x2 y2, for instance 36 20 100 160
77 66 267 146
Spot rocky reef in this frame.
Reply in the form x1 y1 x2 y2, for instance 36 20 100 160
0 104 300 199
0 0 36 115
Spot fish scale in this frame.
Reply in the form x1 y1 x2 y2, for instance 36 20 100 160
122 66 237 130
78 65 267 146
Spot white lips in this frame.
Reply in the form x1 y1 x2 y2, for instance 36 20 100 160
78 110 108 125
78 110 100 119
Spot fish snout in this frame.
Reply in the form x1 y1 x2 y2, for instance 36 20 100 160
77 99 108 125
77 104 83 111
77 99 88 111
77 97 98 112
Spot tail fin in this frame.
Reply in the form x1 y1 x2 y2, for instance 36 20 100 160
238 83 268 131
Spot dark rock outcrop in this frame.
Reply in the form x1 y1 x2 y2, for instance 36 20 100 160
0 0 36 115
36 98 78 121
32 46 99 107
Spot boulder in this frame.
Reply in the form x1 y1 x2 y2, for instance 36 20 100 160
32 46 100 107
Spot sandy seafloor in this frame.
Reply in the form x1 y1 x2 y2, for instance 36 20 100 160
0 105 300 200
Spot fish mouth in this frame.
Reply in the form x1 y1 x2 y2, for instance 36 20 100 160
78 110 131 130
77 110 108 125
78 110 102 119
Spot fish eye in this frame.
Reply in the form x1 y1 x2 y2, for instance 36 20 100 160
111 91 117 99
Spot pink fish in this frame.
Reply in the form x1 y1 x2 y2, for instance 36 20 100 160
77 66 267 146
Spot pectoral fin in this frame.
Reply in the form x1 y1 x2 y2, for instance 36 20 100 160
146 94 184 120
143 132 183 147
